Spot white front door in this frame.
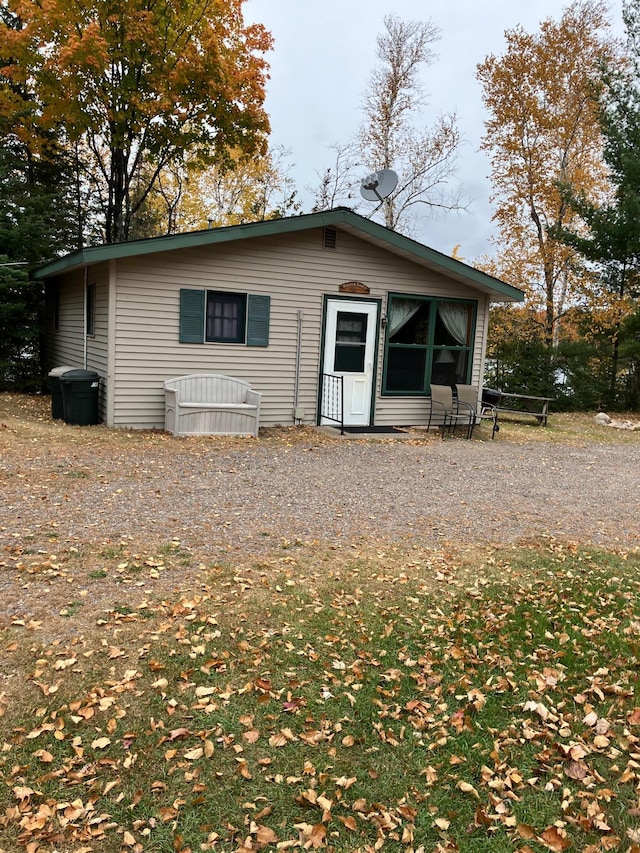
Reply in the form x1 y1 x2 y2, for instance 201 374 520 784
321 299 378 426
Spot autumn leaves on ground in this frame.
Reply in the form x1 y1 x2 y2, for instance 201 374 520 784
2 400 640 853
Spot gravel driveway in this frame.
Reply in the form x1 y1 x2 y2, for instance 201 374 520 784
1 395 639 630
3 425 639 558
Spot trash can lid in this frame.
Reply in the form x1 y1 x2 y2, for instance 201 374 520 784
60 369 100 382
48 365 75 378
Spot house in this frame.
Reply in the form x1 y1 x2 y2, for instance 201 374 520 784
34 207 524 430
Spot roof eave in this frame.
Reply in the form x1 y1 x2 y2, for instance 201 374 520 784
32 208 524 302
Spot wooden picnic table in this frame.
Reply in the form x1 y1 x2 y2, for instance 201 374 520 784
494 391 554 426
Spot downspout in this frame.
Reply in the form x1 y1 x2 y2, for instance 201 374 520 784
83 266 88 369
293 309 304 423
106 259 117 426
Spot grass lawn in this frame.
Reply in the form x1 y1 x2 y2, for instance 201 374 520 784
2 540 640 852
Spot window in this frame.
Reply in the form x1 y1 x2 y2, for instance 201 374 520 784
334 311 368 372
206 291 246 343
86 283 95 336
49 283 60 331
179 289 270 347
383 294 475 394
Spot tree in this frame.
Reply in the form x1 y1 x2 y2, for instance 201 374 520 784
358 17 462 232
0 125 79 388
477 0 617 347
310 15 462 235
552 0 640 407
1 0 272 244
0 258 44 390
129 145 300 236
310 142 361 213
184 145 300 229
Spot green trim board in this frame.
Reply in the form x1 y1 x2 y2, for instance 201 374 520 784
33 208 524 303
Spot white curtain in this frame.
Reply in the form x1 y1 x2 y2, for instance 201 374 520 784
388 298 423 337
438 303 468 345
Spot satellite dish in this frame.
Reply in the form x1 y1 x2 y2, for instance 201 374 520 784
360 169 398 202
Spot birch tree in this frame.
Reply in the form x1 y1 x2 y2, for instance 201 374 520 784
311 15 462 235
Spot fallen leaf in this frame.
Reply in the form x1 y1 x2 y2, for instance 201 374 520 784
541 825 570 852
564 760 588 780
169 728 190 741
517 823 536 839
13 786 36 800
184 747 203 760
34 749 53 763
255 825 278 844
457 780 479 798
308 823 327 848
243 728 260 743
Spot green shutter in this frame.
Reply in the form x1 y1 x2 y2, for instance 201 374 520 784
246 294 270 347
179 289 205 343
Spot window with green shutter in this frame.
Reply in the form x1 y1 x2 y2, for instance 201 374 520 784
206 291 246 343
179 288 270 347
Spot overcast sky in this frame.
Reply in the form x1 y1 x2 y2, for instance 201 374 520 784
245 0 624 262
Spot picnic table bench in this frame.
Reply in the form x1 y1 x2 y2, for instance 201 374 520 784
490 390 554 426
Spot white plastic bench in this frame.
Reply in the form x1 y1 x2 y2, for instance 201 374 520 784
164 374 262 437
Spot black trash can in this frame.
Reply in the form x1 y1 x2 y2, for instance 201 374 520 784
47 366 74 420
60 369 101 426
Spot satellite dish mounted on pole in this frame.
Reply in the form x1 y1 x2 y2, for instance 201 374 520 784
360 169 398 202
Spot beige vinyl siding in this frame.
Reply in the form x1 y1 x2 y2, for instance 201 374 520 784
45 271 85 371
86 265 109 420
86 266 109 374
110 228 489 429
46 265 110 422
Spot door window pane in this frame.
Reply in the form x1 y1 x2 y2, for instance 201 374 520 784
334 311 367 372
